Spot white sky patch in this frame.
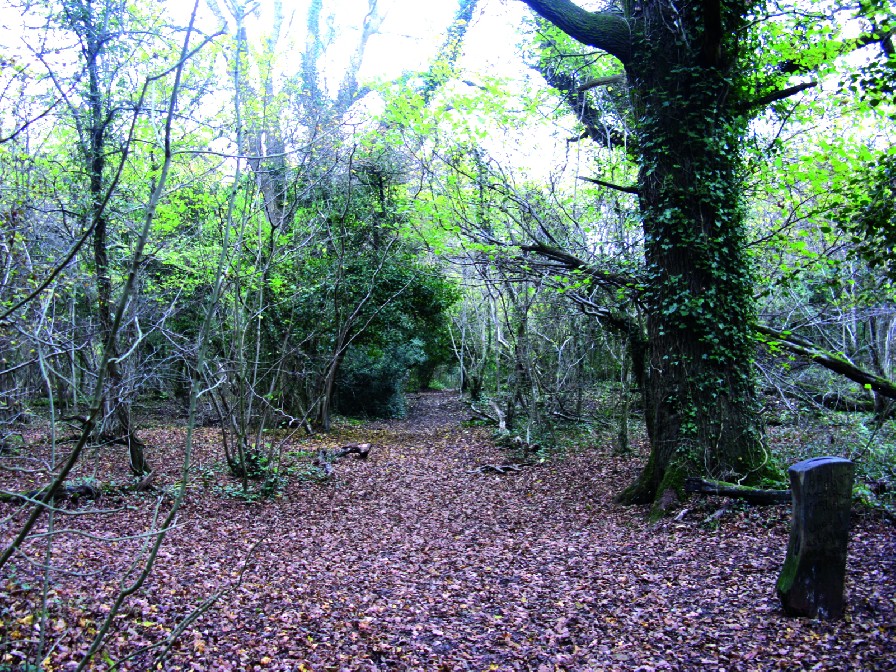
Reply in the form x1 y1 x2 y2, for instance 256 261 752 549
0 0 593 184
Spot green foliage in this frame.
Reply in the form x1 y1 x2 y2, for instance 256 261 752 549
336 340 426 419
847 419 896 516
770 411 895 518
844 151 896 280
0 0 894 518
217 448 292 500
845 0 896 111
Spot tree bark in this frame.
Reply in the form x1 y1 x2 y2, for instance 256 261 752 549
520 0 632 63
81 2 148 475
522 1 769 511
777 457 854 619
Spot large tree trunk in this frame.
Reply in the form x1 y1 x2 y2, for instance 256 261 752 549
521 0 768 511
619 0 765 507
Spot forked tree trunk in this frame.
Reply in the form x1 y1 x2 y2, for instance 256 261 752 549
83 4 148 475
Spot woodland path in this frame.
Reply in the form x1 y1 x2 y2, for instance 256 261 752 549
4 392 895 670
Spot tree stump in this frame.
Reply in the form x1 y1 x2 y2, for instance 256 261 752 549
777 456 854 619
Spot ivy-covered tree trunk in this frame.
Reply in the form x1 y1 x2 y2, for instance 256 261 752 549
79 0 149 476
618 0 767 506
621 20 762 504
521 0 771 511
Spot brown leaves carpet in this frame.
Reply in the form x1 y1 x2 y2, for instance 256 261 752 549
2 392 894 670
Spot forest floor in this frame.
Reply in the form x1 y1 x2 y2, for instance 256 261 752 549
1 391 895 671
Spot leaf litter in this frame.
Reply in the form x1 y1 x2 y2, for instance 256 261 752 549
1 392 894 670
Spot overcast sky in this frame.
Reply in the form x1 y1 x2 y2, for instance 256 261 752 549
259 0 530 84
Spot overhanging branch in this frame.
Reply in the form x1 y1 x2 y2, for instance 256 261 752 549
566 292 643 338
520 0 633 64
757 324 896 400
577 74 626 92
520 241 638 290
578 175 639 195
745 81 817 111
537 63 627 150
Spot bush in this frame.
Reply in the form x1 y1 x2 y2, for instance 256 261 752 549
335 340 426 419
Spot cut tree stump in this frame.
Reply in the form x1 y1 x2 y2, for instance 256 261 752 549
777 456 854 619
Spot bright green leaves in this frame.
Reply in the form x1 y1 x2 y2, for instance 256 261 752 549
842 148 896 279
842 0 896 111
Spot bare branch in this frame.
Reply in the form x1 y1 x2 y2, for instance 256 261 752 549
0 98 64 145
757 324 896 400
745 81 817 111
578 175 639 195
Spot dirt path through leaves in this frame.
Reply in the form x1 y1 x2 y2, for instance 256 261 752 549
3 392 894 670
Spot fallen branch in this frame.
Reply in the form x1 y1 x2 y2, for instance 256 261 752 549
758 325 896 400
308 445 371 481
496 434 541 454
312 449 335 479
0 483 100 505
0 471 156 505
334 443 372 459
685 477 790 505
468 462 534 475
468 403 502 427
134 469 156 492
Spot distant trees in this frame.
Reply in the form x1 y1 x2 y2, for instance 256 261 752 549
85 0 461 492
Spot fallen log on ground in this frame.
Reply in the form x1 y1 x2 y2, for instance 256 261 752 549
0 471 154 505
334 443 372 459
0 483 100 504
310 445 373 480
685 477 790 505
